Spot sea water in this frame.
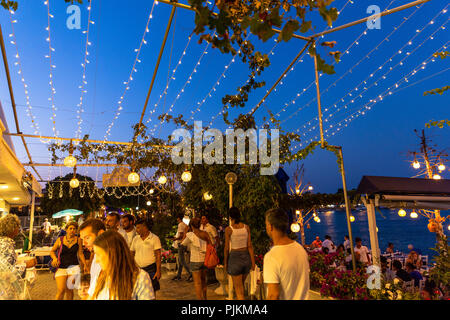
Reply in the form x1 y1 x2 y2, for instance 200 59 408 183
299 208 450 258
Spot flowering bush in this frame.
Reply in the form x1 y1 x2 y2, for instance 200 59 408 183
320 269 370 300
161 250 177 263
254 254 264 269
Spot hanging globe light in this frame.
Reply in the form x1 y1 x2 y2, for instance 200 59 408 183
64 155 77 168
181 171 192 182
128 172 140 184
146 201 151 206
295 188 300 195
433 174 441 180
70 178 80 188
158 175 167 185
410 211 418 219
438 163 446 171
295 210 301 215
313 216 319 222
398 209 407 217
412 161 420 169
316 218 321 223
290 223 300 233
150 188 154 194
308 185 314 191
447 225 450 231
350 215 355 222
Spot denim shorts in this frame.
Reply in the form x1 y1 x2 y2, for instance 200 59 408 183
227 251 251 276
190 262 206 272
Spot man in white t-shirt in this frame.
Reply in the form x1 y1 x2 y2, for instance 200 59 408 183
343 235 350 251
263 208 310 300
354 237 371 265
78 218 105 300
322 235 336 253
200 214 219 246
120 214 137 247
131 218 162 294
105 212 127 238
42 218 51 235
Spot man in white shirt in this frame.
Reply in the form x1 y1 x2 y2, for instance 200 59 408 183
322 235 336 253
131 218 162 295
343 235 350 251
78 218 105 300
354 237 371 265
263 208 310 300
42 218 51 235
172 215 192 281
120 214 137 247
105 211 127 238
200 214 219 246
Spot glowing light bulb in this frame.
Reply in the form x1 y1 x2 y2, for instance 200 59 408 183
70 178 80 188
412 161 420 169
128 172 140 184
150 189 154 194
203 192 212 201
64 155 77 167
433 174 441 180
308 186 314 191
438 164 445 171
181 171 192 182
350 215 355 222
290 223 300 233
158 175 167 185
410 212 418 219
295 189 300 195
146 201 151 206
398 209 407 217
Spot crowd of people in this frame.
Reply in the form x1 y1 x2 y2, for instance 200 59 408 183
306 234 444 299
0 207 311 300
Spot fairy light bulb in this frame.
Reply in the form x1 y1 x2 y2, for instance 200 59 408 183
433 174 441 180
146 201 151 206
181 171 192 182
158 175 167 185
128 172 140 184
70 178 80 188
308 186 314 191
438 163 445 171
350 215 355 222
398 209 407 217
410 211 418 219
412 161 420 169
290 223 300 233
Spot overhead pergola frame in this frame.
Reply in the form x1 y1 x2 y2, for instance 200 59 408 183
0 0 433 269
357 176 450 268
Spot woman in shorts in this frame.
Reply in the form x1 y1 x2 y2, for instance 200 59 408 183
224 207 255 300
50 221 86 300
181 217 211 300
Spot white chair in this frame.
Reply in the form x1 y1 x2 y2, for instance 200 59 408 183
403 280 415 293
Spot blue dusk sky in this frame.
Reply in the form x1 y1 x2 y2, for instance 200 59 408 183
0 0 448 193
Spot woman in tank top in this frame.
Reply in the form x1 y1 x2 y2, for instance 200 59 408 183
224 207 255 300
50 221 86 300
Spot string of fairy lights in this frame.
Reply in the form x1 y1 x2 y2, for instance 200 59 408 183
149 38 212 137
287 40 450 155
44 0 59 138
101 0 158 144
7 9 48 144
287 10 449 152
75 1 95 141
141 34 193 139
277 0 426 127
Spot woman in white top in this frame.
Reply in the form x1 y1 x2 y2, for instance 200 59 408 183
224 207 256 300
90 230 155 300
181 217 211 300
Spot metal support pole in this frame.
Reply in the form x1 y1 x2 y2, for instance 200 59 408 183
135 5 177 141
313 43 325 147
366 198 381 268
227 183 234 300
0 25 42 181
28 191 35 249
337 146 357 272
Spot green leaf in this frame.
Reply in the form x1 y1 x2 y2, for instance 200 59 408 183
300 20 312 33
279 19 300 42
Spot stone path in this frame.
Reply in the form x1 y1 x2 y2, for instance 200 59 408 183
27 268 324 300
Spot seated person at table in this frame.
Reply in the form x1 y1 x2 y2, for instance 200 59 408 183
405 262 423 287
406 250 422 270
380 256 395 282
385 243 394 254
311 236 322 249
392 260 412 283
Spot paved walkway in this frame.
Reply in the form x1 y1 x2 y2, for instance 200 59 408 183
27 268 324 300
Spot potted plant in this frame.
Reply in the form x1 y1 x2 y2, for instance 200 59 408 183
161 250 177 272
